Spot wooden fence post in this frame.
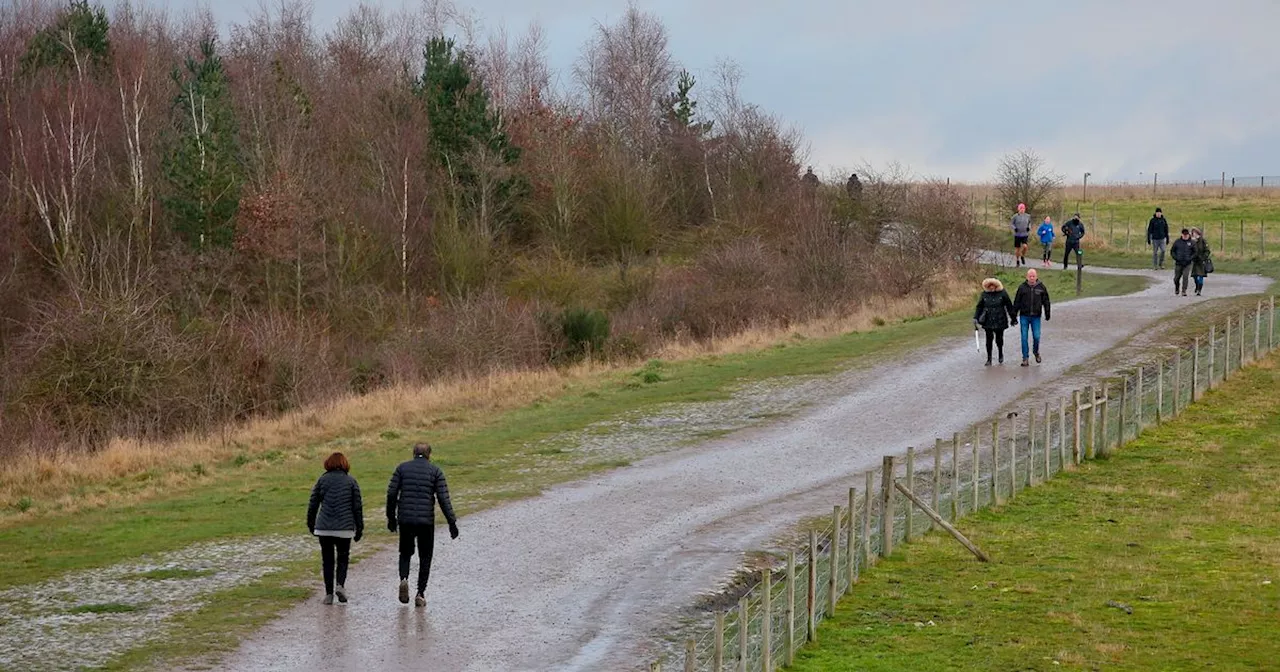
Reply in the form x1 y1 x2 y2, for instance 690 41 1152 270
863 471 873 568
1241 313 1247 367
932 439 942 524
847 488 856 588
829 507 840 615
1027 407 1037 486
1172 352 1182 416
1264 296 1274 353
739 597 749 672
1193 338 1200 401
880 457 894 559
1209 326 1216 389
807 530 818 643
1157 359 1165 423
714 611 725 671
784 553 795 666
1136 365 1144 429
761 568 772 672
1072 390 1082 464
1256 302 1262 360
1119 376 1129 446
904 447 915 541
951 433 960 521
1009 429 1018 496
652 662 662 672
685 639 696 672
1100 383 1110 454
971 427 980 512
1043 402 1051 480
991 421 1002 504
1226 318 1233 378
1058 398 1067 469
1086 384 1097 460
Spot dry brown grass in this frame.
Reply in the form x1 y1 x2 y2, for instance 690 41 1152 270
0 273 977 512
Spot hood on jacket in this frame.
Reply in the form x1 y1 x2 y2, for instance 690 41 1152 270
982 278 1004 292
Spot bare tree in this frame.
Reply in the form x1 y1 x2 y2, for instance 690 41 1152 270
995 148 1062 216
574 3 675 153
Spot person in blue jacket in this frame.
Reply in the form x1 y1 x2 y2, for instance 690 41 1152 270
1036 216 1056 267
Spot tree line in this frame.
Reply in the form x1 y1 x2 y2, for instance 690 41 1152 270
0 0 974 454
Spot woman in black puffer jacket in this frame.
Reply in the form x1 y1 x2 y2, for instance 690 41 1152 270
307 452 364 605
973 278 1017 366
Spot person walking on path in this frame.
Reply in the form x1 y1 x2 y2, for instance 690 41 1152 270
1013 269 1051 366
1171 228 1195 296
387 442 459 608
1037 216 1056 267
1190 227 1212 296
307 452 364 606
1148 207 1170 270
1010 203 1032 267
1061 213 1086 269
974 277 1017 366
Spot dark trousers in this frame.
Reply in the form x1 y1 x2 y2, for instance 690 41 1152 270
399 523 436 594
1063 241 1081 268
1174 263 1191 293
984 328 1005 360
318 536 351 594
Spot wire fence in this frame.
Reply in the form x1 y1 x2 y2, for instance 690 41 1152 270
648 296 1278 672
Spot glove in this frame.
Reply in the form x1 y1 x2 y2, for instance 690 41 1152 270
973 319 979 330
448 520 460 540
1010 319 1018 327
354 528 363 543
387 518 397 533
307 525 314 536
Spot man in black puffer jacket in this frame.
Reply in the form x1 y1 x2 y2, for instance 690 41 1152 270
387 443 459 607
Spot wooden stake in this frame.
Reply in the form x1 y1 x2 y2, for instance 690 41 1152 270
714 611 725 671
761 569 772 672
991 421 1001 504
829 506 840 615
685 639 696 672
971 427 980 512
739 597 749 672
880 457 894 558
847 487 856 588
862 471 873 568
951 433 960 521
905 447 915 541
784 553 795 666
895 481 991 562
806 532 816 642
1072 390 1082 464
932 439 942 525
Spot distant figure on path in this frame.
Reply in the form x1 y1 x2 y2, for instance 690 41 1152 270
974 277 1017 366
1148 207 1170 270
387 442 459 608
1190 227 1212 296
1061 213 1086 269
1037 216 1056 267
1010 203 1032 267
1171 228 1195 296
845 172 863 202
1014 269 1051 367
307 452 364 605
801 166 820 201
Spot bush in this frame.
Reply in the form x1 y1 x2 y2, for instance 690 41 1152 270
559 307 610 360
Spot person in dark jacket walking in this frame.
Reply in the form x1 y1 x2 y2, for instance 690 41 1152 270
973 278 1017 366
1013 269 1051 366
1170 228 1195 296
1147 208 1170 270
387 443 459 608
1190 227 1212 295
307 452 364 605
1061 213 1085 269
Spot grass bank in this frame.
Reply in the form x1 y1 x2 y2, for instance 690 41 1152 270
792 353 1280 671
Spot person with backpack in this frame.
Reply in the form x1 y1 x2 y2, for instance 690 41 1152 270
973 277 1017 366
307 452 364 605
1013 269 1051 366
1061 213 1086 269
1148 207 1170 270
1170 228 1195 296
387 442 459 608
1037 216 1056 267
1190 227 1212 296
1010 203 1032 267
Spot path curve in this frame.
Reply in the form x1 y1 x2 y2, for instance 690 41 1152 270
216 264 1269 672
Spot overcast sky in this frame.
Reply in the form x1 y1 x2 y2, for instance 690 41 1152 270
165 0 1280 183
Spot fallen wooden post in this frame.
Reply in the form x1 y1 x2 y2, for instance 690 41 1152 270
894 481 991 562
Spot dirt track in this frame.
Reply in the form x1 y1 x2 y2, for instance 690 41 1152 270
215 265 1269 672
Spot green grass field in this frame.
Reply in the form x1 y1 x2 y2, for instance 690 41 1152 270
792 353 1280 671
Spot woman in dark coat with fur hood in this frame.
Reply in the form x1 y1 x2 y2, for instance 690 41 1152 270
974 278 1017 366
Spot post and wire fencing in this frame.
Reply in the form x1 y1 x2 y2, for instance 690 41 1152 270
648 297 1277 672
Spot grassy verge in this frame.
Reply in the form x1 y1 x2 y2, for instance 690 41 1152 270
793 353 1280 671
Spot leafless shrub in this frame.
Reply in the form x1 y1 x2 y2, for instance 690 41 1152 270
995 148 1063 216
